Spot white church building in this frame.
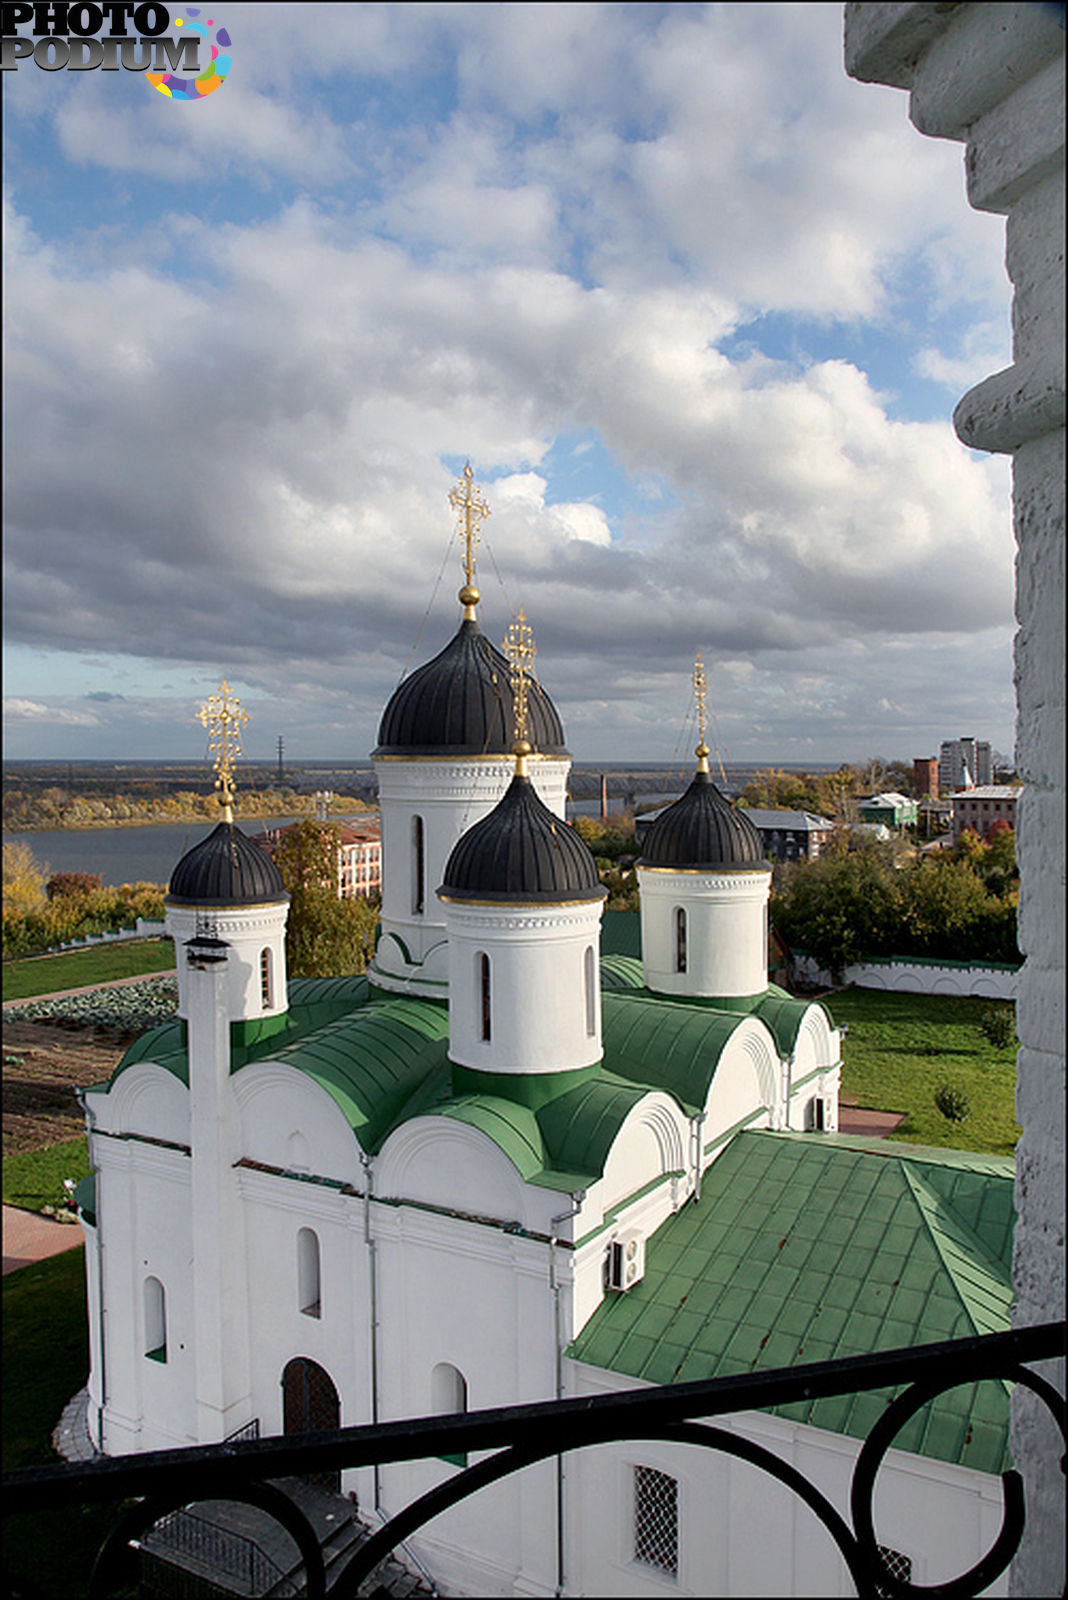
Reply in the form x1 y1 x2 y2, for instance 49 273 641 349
75 475 1015 1597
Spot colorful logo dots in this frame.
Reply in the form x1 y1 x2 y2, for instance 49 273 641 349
147 7 231 101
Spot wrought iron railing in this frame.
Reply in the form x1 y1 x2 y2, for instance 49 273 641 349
138 1504 296 1597
4 1321 1064 1600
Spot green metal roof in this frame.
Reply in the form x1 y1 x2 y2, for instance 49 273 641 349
567 1130 1014 1474
599 953 646 991
600 910 642 958
602 991 751 1116
269 997 452 1153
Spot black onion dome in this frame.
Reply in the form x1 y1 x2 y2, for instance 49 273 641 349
167 821 288 906
638 771 769 870
440 775 604 903
374 620 567 756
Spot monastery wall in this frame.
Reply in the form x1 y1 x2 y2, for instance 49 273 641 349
844 7 1065 1593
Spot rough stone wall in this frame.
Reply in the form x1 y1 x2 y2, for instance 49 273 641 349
843 6 1065 1595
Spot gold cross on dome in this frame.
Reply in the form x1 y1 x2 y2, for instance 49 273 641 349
197 679 249 821
502 608 536 767
693 652 710 773
448 461 490 617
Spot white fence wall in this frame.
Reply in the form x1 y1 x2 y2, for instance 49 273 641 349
793 954 1018 1001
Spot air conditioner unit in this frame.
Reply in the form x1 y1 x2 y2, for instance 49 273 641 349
607 1229 646 1292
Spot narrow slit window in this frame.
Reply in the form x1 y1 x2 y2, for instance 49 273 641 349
479 953 492 1042
675 907 687 974
584 945 596 1036
144 1276 167 1363
634 1464 678 1576
260 947 272 1009
412 815 425 915
298 1227 321 1318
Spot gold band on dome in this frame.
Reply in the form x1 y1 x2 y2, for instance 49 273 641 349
373 751 565 763
197 680 249 823
448 462 490 619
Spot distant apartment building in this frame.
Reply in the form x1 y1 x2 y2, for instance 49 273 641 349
261 818 382 898
939 738 992 792
950 786 1019 843
912 757 939 798
856 792 918 829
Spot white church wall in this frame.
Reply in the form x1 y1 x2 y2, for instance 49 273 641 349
234 1167 369 1442
166 901 288 1022
639 868 771 999
372 1197 562 1596
566 1361 1010 1598
234 1063 366 1191
444 900 604 1075
90 1138 196 1454
700 1019 781 1147
377 1115 543 1229
100 1062 191 1148
374 756 570 976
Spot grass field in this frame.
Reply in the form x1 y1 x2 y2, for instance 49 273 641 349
826 987 1019 1155
3 1136 91 1213
2 939 175 1001
3 1248 128 1597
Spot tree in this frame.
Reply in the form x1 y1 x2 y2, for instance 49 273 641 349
47 871 104 900
935 1085 970 1124
2 840 49 917
771 849 902 982
273 821 379 978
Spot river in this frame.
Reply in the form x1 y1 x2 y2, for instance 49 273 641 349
6 792 690 885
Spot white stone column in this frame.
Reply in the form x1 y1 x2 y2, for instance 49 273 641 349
186 938 253 1442
844 8 1065 1593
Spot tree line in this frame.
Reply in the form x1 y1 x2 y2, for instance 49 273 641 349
2 786 374 832
771 825 1020 979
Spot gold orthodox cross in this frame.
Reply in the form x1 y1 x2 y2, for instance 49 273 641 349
693 651 710 773
448 461 490 618
503 608 536 771
197 680 249 821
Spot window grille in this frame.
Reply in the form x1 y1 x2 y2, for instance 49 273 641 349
675 908 687 974
412 816 425 915
260 947 272 1009
875 1546 912 1596
633 1464 678 1577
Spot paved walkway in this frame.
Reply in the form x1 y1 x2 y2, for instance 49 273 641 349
2 1203 83 1275
838 1101 907 1138
3 971 171 1009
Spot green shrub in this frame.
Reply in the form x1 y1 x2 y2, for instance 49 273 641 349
979 1005 1016 1051
934 1084 970 1124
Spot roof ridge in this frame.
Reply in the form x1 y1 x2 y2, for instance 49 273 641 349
899 1162 1013 1339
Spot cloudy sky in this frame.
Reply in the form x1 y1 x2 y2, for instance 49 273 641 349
3 2 1016 768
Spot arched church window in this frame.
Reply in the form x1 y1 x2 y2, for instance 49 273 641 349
412 815 425 915
297 1227 321 1318
479 953 492 1042
432 1361 468 1466
675 908 687 974
144 1276 167 1362
584 945 597 1036
260 947 272 1009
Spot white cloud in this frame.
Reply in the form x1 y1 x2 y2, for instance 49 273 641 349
3 698 100 726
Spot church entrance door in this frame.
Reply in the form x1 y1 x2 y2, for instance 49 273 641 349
281 1357 341 1491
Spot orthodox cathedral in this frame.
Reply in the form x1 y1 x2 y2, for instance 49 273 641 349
75 468 1015 1597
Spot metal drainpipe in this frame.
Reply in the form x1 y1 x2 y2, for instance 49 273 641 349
549 1193 585 1599
359 1151 382 1515
76 1088 107 1454
783 1052 795 1130
693 1111 707 1203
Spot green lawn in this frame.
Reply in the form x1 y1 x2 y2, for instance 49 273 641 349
3 939 175 1001
825 987 1019 1155
3 1248 128 1597
3 1137 91 1214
